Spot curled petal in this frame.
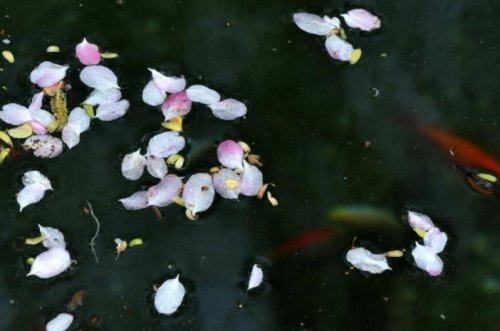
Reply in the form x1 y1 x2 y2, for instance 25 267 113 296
149 69 186 93
22 170 52 190
28 92 44 111
29 61 68 88
407 211 435 231
75 38 101 65
84 88 121 106
341 9 381 32
217 140 244 170
186 85 221 105
38 224 66 249
293 13 340 35
29 109 55 127
46 313 74 331
412 243 443 276
121 149 146 180
17 183 48 211
247 264 264 290
325 35 353 62
213 169 241 199
80 65 119 90
95 99 129 121
146 131 185 158
240 161 263 197
27 247 71 278
423 227 448 254
209 99 247 120
142 80 166 106
154 275 186 315
182 173 215 215
24 135 63 158
147 174 183 207
161 91 192 120
146 155 168 179
0 104 31 125
119 191 148 210
346 247 391 274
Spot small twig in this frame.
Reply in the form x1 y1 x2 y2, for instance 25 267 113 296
86 200 101 264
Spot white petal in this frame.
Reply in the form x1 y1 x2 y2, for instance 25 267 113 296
407 211 435 231
154 275 186 315
29 61 68 88
80 65 119 90
61 126 80 149
240 161 263 197
213 169 241 199
38 224 66 249
423 227 448 254
22 170 52 190
29 109 54 127
186 85 221 105
95 99 129 121
17 183 48 211
412 243 443 276
46 313 74 331
66 107 91 135
146 131 185 158
346 247 391 274
147 174 183 207
209 99 247 120
149 69 186 93
119 191 148 210
28 92 44 111
324 35 354 61
341 9 381 32
146 155 168 179
121 149 146 180
23 135 64 158
0 103 32 125
142 80 166 106
84 88 122 106
27 248 71 278
247 264 264 290
182 173 215 215
293 13 339 35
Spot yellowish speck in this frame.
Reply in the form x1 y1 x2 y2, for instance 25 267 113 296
161 116 183 132
46 45 60 53
0 131 13 146
100 52 118 59
25 235 46 245
26 257 35 265
267 191 279 206
350 49 362 65
210 167 220 173
129 238 144 247
257 183 269 199
477 173 497 183
224 179 240 189
385 250 404 258
174 156 184 169
166 154 181 165
2 50 14 63
238 141 251 154
174 196 184 207
414 227 426 238
185 209 198 221
82 104 95 118
0 148 10 163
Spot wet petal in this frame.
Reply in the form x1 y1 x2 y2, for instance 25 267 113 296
28 92 44 111
38 224 66 249
75 38 101 65
17 183 48 211
24 135 63 158
95 99 129 121
27 247 71 278
154 275 186 315
293 13 340 35
209 98 247 120
423 227 448 254
31 122 48 135
213 169 241 199
146 155 168 179
186 85 221 105
142 80 166 106
341 9 381 32
247 264 264 290
61 126 80 149
119 191 148 210
325 35 353 62
182 173 215 215
217 140 244 170
121 149 146 180
407 211 435 231
29 61 68 88
0 104 31 125
149 69 186 93
161 91 192 120
46 313 74 331
66 107 91 134
29 109 55 127
84 88 121 106
80 65 119 90
22 170 52 190
240 161 263 197
147 174 183 207
411 242 443 276
346 247 391 274
146 131 185 158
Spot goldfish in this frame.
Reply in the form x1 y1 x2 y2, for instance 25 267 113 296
273 228 335 257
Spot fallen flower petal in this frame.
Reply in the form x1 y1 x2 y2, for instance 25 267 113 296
240 161 263 197
341 9 381 32
29 61 68 88
17 183 48 211
28 92 44 111
423 227 448 254
76 38 101 65
146 155 168 179
22 170 53 190
346 247 391 274
182 173 215 216
146 131 185 158
407 211 435 232
213 168 241 199
29 109 55 128
186 85 221 105
119 191 149 210
147 174 183 207
247 264 264 290
7 124 33 139
209 98 247 120
154 274 186 315
293 13 340 36
38 224 66 249
161 91 192 120
27 247 71 278
80 65 119 90
325 35 354 62
149 69 186 93
84 88 121 106
95 99 129 121
0 103 31 125
62 107 91 148
412 242 443 276
46 313 74 331
142 80 166 106
23 135 63 158
121 149 147 180
217 140 244 170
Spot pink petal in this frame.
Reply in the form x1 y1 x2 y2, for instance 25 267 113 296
142 80 166 106
119 191 148 210
29 61 68 88
407 211 435 231
80 65 119 90
213 169 241 200
121 149 147 180
146 131 185 158
46 313 74 331
161 91 192 120
27 248 71 279
75 38 101 65
341 9 381 32
31 122 48 135
182 173 215 215
247 264 264 290
84 88 121 106
217 140 244 169
411 243 443 276
95 99 129 121
146 155 168 179
147 174 183 207
28 92 44 111
240 161 263 197
149 69 186 93
24 135 64 158
17 183 47 211
324 35 354 62
423 227 448 254
29 109 55 127
209 98 247 121
0 103 31 125
186 85 221 105
293 13 340 35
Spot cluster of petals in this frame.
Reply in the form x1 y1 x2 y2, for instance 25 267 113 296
17 170 53 211
346 247 391 274
27 225 71 279
293 8 380 62
408 211 448 276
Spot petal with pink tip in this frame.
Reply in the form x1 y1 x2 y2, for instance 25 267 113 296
95 99 129 121
341 9 381 32
209 98 247 121
147 174 183 207
182 173 215 215
28 92 44 111
31 122 48 135
324 35 353 62
0 104 31 125
29 109 55 127
119 191 148 210
142 80 166 106
121 149 147 180
146 131 185 158
213 169 241 199
27 248 71 279
146 155 168 179
240 161 263 197
75 38 101 65
217 140 244 170
423 227 448 254
84 88 121 106
411 243 443 276
293 13 339 35
17 183 47 211
407 211 435 231
161 91 192 120
149 69 186 93
186 85 221 105
80 65 119 90
24 135 63 158
29 61 68 88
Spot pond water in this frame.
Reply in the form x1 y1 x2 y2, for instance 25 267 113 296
1 0 500 330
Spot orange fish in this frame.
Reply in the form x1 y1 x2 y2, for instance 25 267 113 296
273 228 335 257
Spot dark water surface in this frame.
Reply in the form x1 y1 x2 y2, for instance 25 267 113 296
1 0 500 330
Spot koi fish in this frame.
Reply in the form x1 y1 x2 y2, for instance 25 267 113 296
273 228 335 257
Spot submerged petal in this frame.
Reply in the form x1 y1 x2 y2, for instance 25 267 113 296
213 169 241 199
186 85 221 105
142 80 166 106
46 313 74 331
0 104 31 125
29 61 68 88
24 135 63 158
247 264 264 290
209 99 247 120
95 99 129 121
182 173 215 215
80 65 119 90
119 191 148 210
325 35 354 62
27 247 71 278
149 69 186 93
154 275 186 315
75 38 101 65
346 247 391 274
412 242 443 276
17 183 48 211
121 149 147 180
293 13 340 35
217 140 244 169
161 91 192 120
38 224 66 249
146 131 185 158
240 161 263 197
147 174 183 207
84 88 121 106
146 155 168 179
423 227 448 254
341 9 381 32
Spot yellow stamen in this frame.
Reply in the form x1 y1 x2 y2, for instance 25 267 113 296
129 238 144 247
0 131 13 146
350 49 362 65
224 179 240 189
477 173 497 183
46 45 60 53
161 116 183 132
414 227 426 238
2 50 14 63
100 52 119 59
25 235 46 245
384 250 404 258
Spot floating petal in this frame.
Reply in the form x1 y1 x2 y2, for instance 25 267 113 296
46 313 74 331
154 275 186 315
75 38 101 65
217 140 244 170
30 109 55 128
182 173 215 215
161 91 192 120
38 225 66 249
31 122 48 135
0 104 31 125
146 155 168 179
346 247 391 274
61 127 80 149
84 88 121 106
325 35 354 62
341 9 381 32
146 131 185 158
142 80 166 106
411 242 443 276
407 211 435 232
149 69 186 93
293 13 340 35
186 85 221 105
213 169 241 199
22 170 52 190
66 107 91 135
29 61 68 88
80 65 119 90
423 227 448 254
247 264 264 290
28 92 44 111
17 183 48 211
121 149 146 180
147 174 183 207
24 135 63 158
119 191 148 210
209 99 247 120
27 247 71 278
240 161 263 197
95 99 129 121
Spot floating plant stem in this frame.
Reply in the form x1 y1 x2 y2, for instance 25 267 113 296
86 200 101 264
